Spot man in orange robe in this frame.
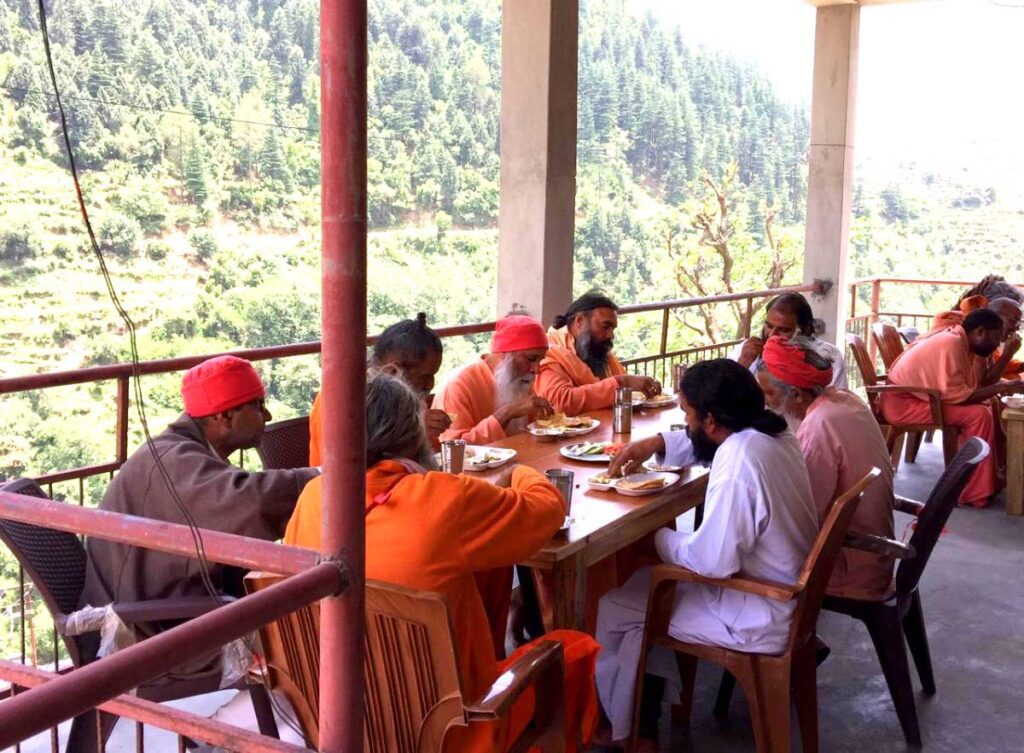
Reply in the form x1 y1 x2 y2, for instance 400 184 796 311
286 370 599 753
536 290 661 414
309 313 451 465
433 315 554 445
881 309 1024 507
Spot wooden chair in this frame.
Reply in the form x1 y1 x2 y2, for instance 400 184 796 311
245 574 567 752
256 416 311 470
0 478 277 752
823 438 990 747
626 468 882 753
846 334 958 468
872 322 906 372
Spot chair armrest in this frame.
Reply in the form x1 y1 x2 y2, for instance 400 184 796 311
865 385 943 425
843 532 915 559
113 595 233 624
464 640 564 722
650 563 798 603
894 495 925 516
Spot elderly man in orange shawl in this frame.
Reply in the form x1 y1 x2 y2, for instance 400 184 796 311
536 290 661 414
757 335 896 600
286 370 600 753
881 308 1024 507
433 315 555 444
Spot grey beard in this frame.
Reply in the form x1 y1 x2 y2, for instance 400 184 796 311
494 356 535 410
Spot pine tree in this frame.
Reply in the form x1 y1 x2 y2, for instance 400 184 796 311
185 141 210 205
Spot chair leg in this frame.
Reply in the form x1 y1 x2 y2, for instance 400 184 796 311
905 431 924 464
750 662 791 753
889 431 906 472
670 653 698 728
250 682 281 738
792 643 819 753
902 591 936 695
941 427 960 466
713 669 736 718
863 607 922 747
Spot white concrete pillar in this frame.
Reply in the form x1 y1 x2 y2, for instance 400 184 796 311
497 0 578 326
803 4 860 345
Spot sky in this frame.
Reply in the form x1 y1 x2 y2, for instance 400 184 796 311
632 0 1024 184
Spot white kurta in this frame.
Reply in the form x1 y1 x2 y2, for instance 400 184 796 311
595 428 819 739
729 338 849 390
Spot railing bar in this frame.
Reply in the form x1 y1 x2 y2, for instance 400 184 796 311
49 725 58 753
136 720 144 753
12 684 19 753
19 566 25 665
96 708 104 753
79 476 84 506
178 734 186 753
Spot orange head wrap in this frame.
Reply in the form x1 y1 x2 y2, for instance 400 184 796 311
491 315 549 353
761 336 832 390
181 355 265 418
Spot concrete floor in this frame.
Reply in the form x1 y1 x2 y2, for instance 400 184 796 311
593 437 1024 752
17 438 1024 752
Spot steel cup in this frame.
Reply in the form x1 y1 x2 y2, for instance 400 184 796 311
672 363 688 393
545 469 575 529
613 402 633 434
615 386 633 405
440 440 466 473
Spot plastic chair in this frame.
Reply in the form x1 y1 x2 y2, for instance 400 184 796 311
245 573 567 752
626 469 882 753
256 416 311 470
0 478 277 752
872 322 906 372
822 438 990 747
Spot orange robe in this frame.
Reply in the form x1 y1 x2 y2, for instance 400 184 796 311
432 357 508 445
308 391 325 467
931 296 1023 378
285 462 599 752
535 328 626 414
880 326 997 506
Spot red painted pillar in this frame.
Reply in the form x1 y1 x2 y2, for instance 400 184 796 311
319 0 367 750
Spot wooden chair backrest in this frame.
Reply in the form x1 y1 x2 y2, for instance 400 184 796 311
256 416 311 470
787 468 881 650
872 322 905 371
846 333 879 391
245 574 466 752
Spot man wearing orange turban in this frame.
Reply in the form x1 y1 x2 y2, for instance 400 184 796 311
758 336 896 600
81 355 319 681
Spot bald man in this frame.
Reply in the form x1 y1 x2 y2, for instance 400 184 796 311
984 297 1023 382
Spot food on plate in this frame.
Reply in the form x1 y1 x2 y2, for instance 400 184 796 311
534 413 595 429
631 390 647 403
591 473 613 485
644 394 675 405
466 450 505 465
616 477 668 492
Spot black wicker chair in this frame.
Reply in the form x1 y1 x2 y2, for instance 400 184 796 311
256 416 311 470
0 478 278 752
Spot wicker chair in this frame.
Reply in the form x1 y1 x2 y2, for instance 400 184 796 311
245 573 567 752
822 438 990 746
626 469 881 753
0 478 277 752
256 416 311 470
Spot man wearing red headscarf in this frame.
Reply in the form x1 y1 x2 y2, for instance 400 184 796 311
757 336 896 600
81 355 319 680
433 315 555 445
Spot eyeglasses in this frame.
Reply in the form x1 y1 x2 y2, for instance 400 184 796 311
246 397 267 411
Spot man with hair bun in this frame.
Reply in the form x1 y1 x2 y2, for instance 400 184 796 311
309 312 452 464
594 359 818 749
758 335 895 600
536 289 661 414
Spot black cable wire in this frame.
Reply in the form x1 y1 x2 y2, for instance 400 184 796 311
34 0 307 740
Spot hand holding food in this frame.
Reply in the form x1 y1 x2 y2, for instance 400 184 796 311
617 374 661 398
607 434 666 477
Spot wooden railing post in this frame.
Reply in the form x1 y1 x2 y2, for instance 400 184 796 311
659 308 670 355
115 376 130 466
868 278 882 365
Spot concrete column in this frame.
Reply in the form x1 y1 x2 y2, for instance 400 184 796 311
497 0 578 326
803 4 859 345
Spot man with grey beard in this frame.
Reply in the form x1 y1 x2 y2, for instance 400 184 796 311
433 315 554 444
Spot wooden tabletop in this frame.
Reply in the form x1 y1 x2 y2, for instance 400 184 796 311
470 403 709 568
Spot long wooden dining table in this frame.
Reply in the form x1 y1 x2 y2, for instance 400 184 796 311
471 402 709 630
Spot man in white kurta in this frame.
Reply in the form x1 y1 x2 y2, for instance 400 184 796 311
594 360 819 743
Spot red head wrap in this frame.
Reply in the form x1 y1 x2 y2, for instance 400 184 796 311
491 315 549 353
181 355 265 418
761 336 832 390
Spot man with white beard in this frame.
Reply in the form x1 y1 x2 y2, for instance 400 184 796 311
433 314 554 445
757 335 896 600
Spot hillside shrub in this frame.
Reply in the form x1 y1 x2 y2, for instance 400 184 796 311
145 241 171 261
0 225 41 263
97 212 142 259
189 229 217 260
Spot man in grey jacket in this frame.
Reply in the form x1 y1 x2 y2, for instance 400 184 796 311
80 355 318 678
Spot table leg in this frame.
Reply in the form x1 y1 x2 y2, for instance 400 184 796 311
1006 414 1024 516
550 552 587 631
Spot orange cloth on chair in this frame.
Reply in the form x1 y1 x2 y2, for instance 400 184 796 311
432 357 508 445
308 391 324 467
535 328 625 415
880 326 997 505
284 462 600 752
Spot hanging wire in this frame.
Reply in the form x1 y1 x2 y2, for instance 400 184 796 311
33 0 308 740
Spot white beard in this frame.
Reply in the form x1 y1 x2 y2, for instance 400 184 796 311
784 413 803 435
494 355 535 432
